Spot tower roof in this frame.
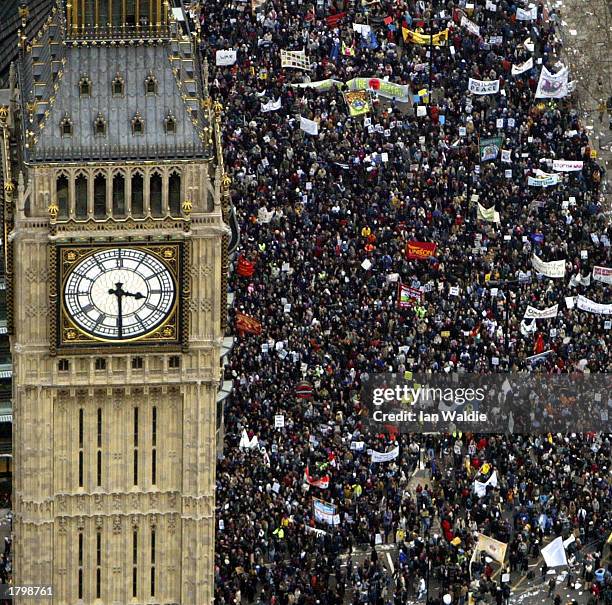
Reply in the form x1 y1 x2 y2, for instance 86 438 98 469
18 2 212 163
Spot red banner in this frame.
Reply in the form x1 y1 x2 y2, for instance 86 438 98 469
304 466 330 489
406 241 437 260
326 11 346 27
236 255 255 277
295 381 314 399
398 283 423 308
235 312 262 336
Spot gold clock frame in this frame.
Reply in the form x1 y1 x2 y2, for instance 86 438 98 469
50 241 190 355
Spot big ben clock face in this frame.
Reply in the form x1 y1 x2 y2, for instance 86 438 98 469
56 244 184 348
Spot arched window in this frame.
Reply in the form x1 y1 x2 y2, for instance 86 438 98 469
164 114 176 134
112 75 124 97
112 173 126 217
79 76 92 97
145 74 157 95
94 174 107 219
75 174 88 218
149 173 162 217
132 113 144 135
94 114 106 136
168 171 181 216
131 173 144 218
60 115 73 137
56 175 69 220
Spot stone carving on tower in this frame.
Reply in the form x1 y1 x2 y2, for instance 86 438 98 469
1 1 229 603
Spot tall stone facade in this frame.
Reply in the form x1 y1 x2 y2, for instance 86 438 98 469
0 1 231 603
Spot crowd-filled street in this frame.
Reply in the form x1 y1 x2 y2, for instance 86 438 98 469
192 0 611 603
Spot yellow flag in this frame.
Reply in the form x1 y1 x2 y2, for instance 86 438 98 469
403 27 448 46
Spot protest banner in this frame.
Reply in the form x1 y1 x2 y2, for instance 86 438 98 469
239 429 259 449
290 79 343 91
313 498 340 525
552 159 583 172
237 255 256 277
304 467 330 489
576 295 612 315
517 5 537 20
532 255 566 278
216 49 237 66
261 98 281 112
344 90 370 116
369 445 400 462
535 65 572 99
299 116 319 135
523 304 559 319
469 78 500 95
281 49 311 70
460 15 480 36
479 136 503 161
402 27 448 46
345 77 411 102
593 266 612 285
511 57 533 75
473 532 507 563
407 241 437 260
528 173 561 187
398 283 423 308
541 537 568 567
477 203 500 223
235 312 263 335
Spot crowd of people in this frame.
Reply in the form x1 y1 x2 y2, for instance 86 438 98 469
192 0 611 603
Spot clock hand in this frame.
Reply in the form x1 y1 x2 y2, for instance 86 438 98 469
108 282 145 338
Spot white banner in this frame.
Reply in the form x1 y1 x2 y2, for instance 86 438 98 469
569 273 591 288
352 23 372 37
517 5 537 20
239 429 259 449
536 65 571 99
576 295 612 315
501 149 512 163
461 15 481 36
523 304 558 319
299 116 319 136
474 532 507 563
552 159 583 172
565 296 576 309
511 57 533 75
468 78 500 95
369 445 400 463
593 266 612 285
281 49 311 71
532 255 566 278
290 79 343 90
541 537 568 567
474 471 498 498
216 49 237 66
477 203 500 223
528 173 561 187
261 98 282 112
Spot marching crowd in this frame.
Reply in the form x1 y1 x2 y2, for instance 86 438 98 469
193 0 611 603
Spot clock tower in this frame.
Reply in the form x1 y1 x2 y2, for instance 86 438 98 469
1 1 232 603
